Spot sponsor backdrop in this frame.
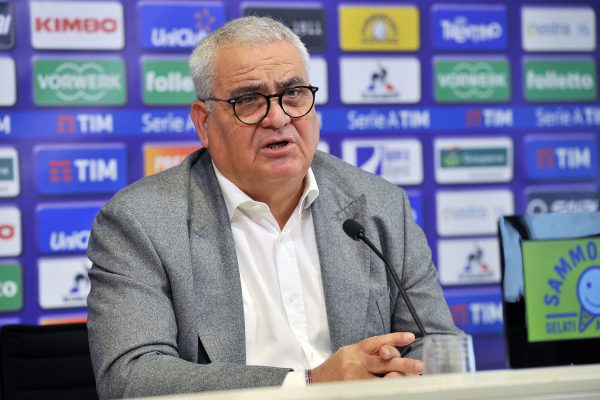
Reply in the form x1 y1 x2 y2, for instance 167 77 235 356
1 0 600 370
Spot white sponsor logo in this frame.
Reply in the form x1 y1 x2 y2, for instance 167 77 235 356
0 147 19 197
38 256 91 309
30 1 124 50
438 238 501 285
0 206 21 256
436 189 514 236
340 57 420 104
309 57 328 105
441 17 503 44
522 7 596 52
0 57 16 106
342 139 423 185
49 230 90 252
434 137 513 183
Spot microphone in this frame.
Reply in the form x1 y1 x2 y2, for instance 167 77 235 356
343 219 427 338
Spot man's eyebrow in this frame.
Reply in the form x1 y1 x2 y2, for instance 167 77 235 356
229 77 307 98
275 77 306 90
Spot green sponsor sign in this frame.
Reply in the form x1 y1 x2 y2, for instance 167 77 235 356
0 263 22 311
142 59 195 105
524 59 597 102
522 238 600 342
434 59 511 103
33 59 127 106
441 148 508 168
0 158 14 181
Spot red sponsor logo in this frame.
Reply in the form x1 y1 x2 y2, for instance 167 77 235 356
0 224 14 240
35 17 118 33
49 160 73 183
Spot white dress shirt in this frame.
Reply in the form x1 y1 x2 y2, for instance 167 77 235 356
214 165 333 386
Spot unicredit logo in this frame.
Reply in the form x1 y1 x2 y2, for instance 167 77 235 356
35 17 118 33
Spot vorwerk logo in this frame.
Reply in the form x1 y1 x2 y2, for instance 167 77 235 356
35 145 128 194
30 1 124 50
34 59 126 106
139 2 226 49
432 5 507 50
0 2 15 49
434 58 510 102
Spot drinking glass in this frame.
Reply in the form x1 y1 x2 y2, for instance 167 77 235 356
422 334 476 374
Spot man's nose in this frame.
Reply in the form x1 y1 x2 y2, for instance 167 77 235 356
260 97 290 128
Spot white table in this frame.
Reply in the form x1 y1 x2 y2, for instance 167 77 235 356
152 364 600 400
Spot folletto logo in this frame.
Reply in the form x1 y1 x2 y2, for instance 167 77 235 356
142 59 195 105
35 145 128 195
434 58 510 102
30 1 124 50
37 203 102 254
524 59 597 102
339 6 419 51
138 2 225 49
34 59 126 106
525 135 598 180
0 2 15 49
522 7 596 52
341 139 423 185
432 5 507 50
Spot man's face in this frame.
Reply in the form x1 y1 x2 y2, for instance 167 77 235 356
191 41 319 197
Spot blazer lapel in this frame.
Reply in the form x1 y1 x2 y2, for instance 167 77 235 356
187 152 246 364
311 167 371 351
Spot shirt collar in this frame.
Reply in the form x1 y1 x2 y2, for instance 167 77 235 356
213 163 319 221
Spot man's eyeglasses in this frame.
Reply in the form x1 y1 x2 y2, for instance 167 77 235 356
201 85 319 125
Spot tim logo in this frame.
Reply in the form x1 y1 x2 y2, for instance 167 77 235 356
35 145 127 194
447 292 503 334
526 136 598 180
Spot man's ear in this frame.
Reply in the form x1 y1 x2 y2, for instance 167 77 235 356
190 100 210 148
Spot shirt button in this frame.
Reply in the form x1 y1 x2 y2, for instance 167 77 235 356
288 293 297 303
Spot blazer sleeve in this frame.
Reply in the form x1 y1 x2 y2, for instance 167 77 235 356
86 200 290 399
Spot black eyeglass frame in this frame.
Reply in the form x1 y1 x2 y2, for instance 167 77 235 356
201 85 319 125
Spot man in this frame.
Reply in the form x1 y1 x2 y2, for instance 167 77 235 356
87 16 458 399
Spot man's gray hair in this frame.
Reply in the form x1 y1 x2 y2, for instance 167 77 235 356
189 16 310 100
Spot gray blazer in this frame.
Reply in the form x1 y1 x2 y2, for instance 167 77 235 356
87 149 458 399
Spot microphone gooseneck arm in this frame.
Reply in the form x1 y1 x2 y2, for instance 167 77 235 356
342 219 427 338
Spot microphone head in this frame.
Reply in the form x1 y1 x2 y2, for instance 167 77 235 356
343 219 365 241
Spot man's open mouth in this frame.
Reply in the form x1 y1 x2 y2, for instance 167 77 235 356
266 141 289 149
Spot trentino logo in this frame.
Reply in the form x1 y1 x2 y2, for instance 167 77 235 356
0 263 22 312
0 147 19 197
138 2 226 49
34 59 127 106
37 203 102 254
341 139 423 185
432 5 507 50
38 257 92 310
434 137 513 184
525 135 598 180
524 59 597 102
438 239 501 285
35 144 128 194
526 187 599 214
434 58 511 102
522 7 596 52
142 58 195 105
339 6 419 51
0 2 15 49
30 1 124 50
340 57 421 104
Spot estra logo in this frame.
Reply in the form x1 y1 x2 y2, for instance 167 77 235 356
30 1 124 50
0 206 21 257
